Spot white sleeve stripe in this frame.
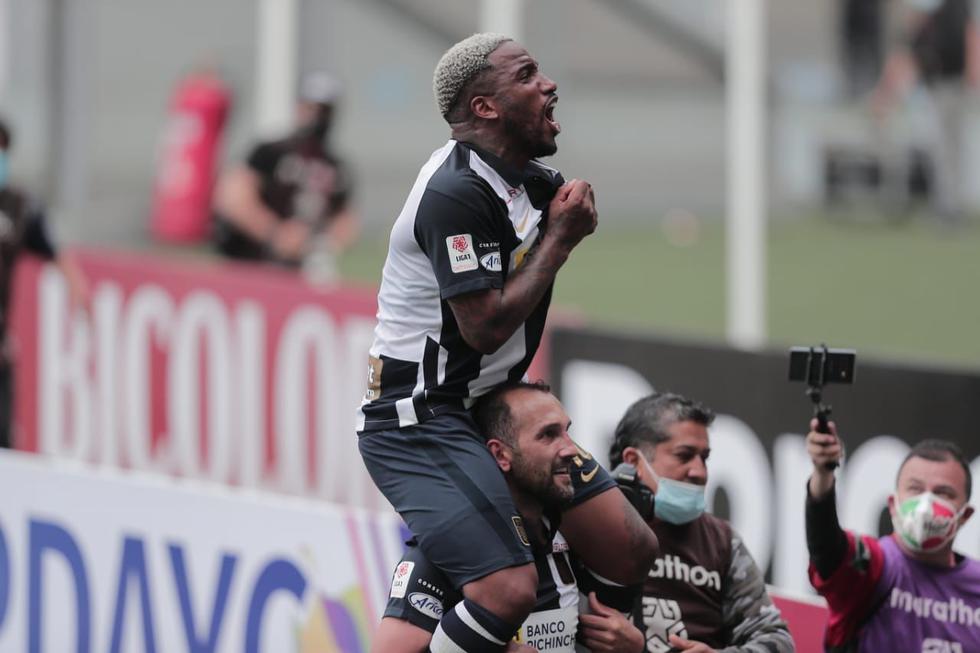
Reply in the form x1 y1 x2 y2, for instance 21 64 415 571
429 627 468 653
585 567 627 587
456 603 507 646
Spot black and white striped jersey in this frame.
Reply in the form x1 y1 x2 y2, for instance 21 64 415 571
357 140 564 432
384 531 581 652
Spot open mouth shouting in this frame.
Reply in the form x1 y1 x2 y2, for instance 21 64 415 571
544 95 560 135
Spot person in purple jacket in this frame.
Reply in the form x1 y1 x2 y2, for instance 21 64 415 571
806 422 980 652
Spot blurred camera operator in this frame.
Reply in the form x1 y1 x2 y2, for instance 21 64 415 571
806 421 980 651
608 393 794 653
211 72 358 280
0 117 89 448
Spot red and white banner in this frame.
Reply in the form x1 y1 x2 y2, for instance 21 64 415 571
10 249 553 510
9 250 390 510
770 588 828 653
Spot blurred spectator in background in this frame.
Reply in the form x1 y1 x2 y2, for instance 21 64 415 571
608 393 794 653
872 0 980 224
211 71 358 282
806 422 980 651
0 117 89 448
840 0 886 98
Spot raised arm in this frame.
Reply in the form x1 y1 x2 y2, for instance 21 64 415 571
805 420 886 650
805 419 848 579
448 179 596 354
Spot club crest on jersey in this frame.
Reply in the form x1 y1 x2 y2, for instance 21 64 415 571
480 251 502 272
390 561 414 599
513 516 531 546
446 234 478 273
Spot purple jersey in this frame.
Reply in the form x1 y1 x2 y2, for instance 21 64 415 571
859 536 980 652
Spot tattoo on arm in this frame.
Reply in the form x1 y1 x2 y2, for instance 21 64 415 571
622 492 654 558
448 246 564 352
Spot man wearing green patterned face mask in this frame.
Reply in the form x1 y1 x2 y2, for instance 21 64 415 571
806 426 980 651
605 393 793 653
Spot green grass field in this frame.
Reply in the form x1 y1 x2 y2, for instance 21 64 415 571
339 215 980 371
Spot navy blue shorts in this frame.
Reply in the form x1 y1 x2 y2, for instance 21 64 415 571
358 410 614 588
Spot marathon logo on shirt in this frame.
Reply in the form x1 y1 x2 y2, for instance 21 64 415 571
890 588 980 627
649 555 721 591
446 234 478 273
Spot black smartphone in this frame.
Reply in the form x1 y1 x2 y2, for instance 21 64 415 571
788 346 857 386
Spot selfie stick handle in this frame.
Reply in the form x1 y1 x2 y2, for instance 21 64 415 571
808 386 839 471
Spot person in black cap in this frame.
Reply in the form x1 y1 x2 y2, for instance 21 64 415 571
212 72 358 278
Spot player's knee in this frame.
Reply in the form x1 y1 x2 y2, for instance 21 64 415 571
464 564 538 623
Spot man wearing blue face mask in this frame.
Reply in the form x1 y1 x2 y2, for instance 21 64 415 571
0 117 89 448
606 393 794 653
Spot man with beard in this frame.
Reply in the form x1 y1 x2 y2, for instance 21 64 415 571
356 34 657 653
212 71 358 276
373 382 646 653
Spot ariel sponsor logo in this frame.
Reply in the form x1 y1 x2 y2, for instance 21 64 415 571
408 592 444 619
479 252 502 272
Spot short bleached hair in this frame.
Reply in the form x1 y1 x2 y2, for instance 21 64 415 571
433 32 512 122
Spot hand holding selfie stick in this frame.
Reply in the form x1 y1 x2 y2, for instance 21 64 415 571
789 344 857 472
806 379 837 471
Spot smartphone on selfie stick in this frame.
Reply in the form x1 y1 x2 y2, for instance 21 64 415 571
788 345 857 471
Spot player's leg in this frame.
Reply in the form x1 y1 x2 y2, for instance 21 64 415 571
378 540 531 653
359 412 537 651
559 443 659 585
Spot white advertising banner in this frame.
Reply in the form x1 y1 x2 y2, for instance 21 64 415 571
0 450 408 652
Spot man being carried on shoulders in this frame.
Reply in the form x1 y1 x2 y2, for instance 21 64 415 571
357 33 656 653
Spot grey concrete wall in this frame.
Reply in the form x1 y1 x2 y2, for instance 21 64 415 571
0 0 900 247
